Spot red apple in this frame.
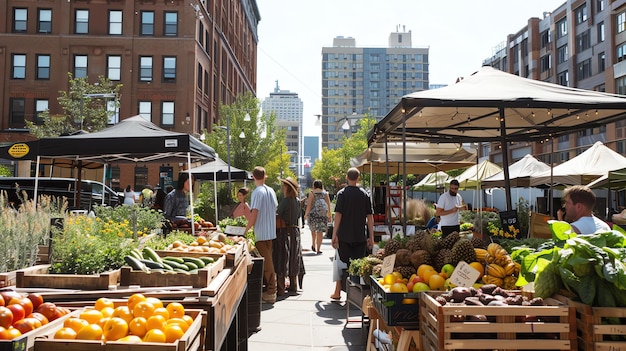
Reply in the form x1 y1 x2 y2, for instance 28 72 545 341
9 297 33 317
6 304 25 324
35 302 57 321
13 318 39 334
0 292 21 306
26 293 44 310
28 312 49 325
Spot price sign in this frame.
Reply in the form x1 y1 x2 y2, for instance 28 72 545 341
380 254 396 277
449 261 481 287
499 210 520 238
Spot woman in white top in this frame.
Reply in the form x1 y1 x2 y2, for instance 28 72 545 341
123 185 136 205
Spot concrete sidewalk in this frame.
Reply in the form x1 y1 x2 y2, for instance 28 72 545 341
247 224 367 350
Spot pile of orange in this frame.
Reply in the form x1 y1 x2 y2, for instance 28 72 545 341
53 294 193 343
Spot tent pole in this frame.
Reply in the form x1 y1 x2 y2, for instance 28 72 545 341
384 137 391 233
499 108 513 211
102 164 107 206
34 156 40 208
187 153 195 236
214 171 218 224
402 112 407 235
549 138 554 218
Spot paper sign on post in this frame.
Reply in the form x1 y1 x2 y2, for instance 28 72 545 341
449 261 481 287
380 254 396 277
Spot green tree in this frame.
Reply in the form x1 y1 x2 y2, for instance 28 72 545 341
26 74 122 138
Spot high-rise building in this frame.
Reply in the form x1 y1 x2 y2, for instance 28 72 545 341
302 136 319 189
321 26 429 150
260 82 304 180
482 1 626 170
0 0 260 189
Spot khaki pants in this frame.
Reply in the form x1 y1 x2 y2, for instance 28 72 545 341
256 239 276 295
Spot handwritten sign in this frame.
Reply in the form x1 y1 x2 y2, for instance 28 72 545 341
449 261 481 287
499 210 520 238
380 254 396 277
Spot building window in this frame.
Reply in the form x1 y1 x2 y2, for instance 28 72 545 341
618 76 626 95
164 12 177 36
598 22 605 42
597 0 605 12
575 30 591 52
557 70 569 86
35 99 48 124
10 98 25 125
575 4 587 25
74 55 87 78
140 11 154 35
557 18 567 38
107 55 121 80
13 8 27 32
107 99 118 124
161 102 174 126
36 55 50 80
75 10 88 34
139 56 152 82
108 10 122 35
618 11 626 34
38 9 52 33
139 101 151 122
598 52 605 72
12 54 26 79
557 44 568 64
540 29 551 48
540 54 551 72
577 58 592 80
163 57 176 81
618 43 626 62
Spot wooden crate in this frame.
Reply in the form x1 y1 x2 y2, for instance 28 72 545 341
33 309 206 351
156 242 244 267
16 265 121 290
370 276 420 327
120 255 225 288
0 309 80 351
553 294 626 351
420 292 576 351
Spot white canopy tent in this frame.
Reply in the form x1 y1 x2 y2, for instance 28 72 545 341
481 154 551 189
412 171 450 192
454 159 502 191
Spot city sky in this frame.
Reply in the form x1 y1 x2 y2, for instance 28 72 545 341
256 0 566 136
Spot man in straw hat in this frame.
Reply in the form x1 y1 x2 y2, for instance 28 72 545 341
245 166 279 304
276 176 305 296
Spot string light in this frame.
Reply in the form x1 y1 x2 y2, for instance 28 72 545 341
547 109 552 116
531 111 535 118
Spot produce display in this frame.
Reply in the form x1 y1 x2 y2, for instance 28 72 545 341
435 285 546 308
124 247 215 273
49 294 194 343
514 222 626 307
0 291 70 340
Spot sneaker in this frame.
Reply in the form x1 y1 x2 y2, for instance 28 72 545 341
261 292 277 304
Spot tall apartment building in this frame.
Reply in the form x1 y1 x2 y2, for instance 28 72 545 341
260 82 304 180
0 0 260 189
321 27 429 150
482 0 626 169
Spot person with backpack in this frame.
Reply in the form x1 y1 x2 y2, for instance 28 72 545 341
304 179 331 254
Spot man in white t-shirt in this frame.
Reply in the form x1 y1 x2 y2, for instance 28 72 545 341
436 179 463 237
557 185 610 234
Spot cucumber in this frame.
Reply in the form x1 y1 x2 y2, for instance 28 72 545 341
162 260 189 271
124 255 148 272
160 262 174 271
199 257 215 265
183 257 205 268
129 249 144 260
142 247 163 264
163 256 185 264
140 259 166 270
174 268 191 274
183 262 199 271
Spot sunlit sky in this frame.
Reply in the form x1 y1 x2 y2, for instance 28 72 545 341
255 0 566 136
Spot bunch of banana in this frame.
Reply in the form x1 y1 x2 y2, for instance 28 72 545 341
485 243 508 265
474 248 488 264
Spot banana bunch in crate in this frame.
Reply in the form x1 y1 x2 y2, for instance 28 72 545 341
474 243 521 290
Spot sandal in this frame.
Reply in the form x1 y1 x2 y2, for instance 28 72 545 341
330 295 341 300
311 246 315 252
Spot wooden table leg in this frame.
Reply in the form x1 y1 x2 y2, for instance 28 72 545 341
396 329 421 351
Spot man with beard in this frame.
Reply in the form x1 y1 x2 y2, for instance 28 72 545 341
436 179 463 237
557 185 610 234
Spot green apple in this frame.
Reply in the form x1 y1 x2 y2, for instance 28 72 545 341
412 282 430 293
444 278 457 290
441 264 455 277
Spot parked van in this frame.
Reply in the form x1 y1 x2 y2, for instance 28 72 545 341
0 177 121 210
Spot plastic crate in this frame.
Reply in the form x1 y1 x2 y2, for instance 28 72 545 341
369 275 419 328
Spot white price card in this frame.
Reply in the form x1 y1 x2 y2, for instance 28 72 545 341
380 254 396 278
449 261 481 287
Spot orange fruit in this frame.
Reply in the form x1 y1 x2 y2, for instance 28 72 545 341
127 294 147 312
64 317 90 333
181 315 194 327
76 324 103 340
146 315 167 331
128 317 147 338
94 298 114 311
118 335 143 343
79 309 104 325
469 262 485 277
133 301 155 319
143 328 166 343
422 269 438 284
391 271 403 281
98 317 111 328
146 297 163 309
100 307 114 318
165 303 184 320
111 306 133 324
389 282 409 293
383 273 396 285
166 318 189 332
6 327 22 339
54 327 77 340
417 264 435 279
402 298 418 305
153 307 169 320
103 317 129 342
164 324 185 343
428 274 446 291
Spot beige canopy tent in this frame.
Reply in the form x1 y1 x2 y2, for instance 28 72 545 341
481 154 551 189
412 171 450 192
454 159 502 190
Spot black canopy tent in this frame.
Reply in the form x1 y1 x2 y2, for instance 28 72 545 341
368 66 626 214
0 116 216 233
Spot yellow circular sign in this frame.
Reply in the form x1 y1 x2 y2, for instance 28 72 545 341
8 143 30 158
